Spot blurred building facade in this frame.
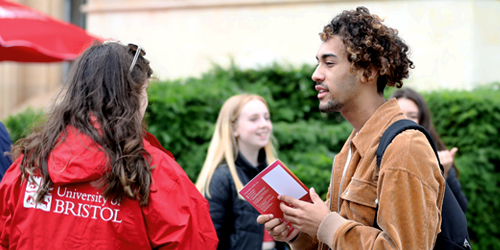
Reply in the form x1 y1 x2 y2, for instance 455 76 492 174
1 0 500 119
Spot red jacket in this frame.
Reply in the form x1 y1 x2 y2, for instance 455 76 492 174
0 128 218 249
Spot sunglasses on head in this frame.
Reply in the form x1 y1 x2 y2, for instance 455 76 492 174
127 43 146 72
102 41 146 72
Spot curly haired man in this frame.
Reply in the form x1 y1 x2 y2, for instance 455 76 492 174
258 6 445 250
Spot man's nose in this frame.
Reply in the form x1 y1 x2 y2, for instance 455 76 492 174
312 67 324 83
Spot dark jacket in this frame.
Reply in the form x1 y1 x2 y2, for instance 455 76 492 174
206 151 286 250
0 122 12 181
447 166 468 213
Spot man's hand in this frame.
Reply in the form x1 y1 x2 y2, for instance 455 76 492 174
437 147 458 178
256 214 299 242
279 187 330 237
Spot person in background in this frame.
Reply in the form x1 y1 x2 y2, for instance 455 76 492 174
0 121 13 180
196 94 287 250
391 87 468 213
0 41 218 249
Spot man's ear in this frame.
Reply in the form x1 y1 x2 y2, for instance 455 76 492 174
360 67 379 83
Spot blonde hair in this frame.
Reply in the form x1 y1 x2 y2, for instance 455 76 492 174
195 94 277 197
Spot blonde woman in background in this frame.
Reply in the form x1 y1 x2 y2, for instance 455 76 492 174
196 94 288 250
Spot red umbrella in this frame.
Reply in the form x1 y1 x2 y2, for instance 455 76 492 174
0 0 102 62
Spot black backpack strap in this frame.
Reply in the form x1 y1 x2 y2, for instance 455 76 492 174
373 119 444 230
376 119 444 172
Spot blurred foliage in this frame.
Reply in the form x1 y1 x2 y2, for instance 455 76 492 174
2 107 44 143
145 62 346 187
423 82 500 249
3 62 499 249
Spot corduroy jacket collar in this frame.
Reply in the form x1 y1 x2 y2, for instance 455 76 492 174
350 98 405 158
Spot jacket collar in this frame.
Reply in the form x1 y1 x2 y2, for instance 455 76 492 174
350 98 405 158
235 148 268 174
47 126 168 185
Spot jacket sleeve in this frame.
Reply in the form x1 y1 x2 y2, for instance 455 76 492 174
142 155 218 250
446 167 468 213
204 166 232 249
0 122 13 180
288 232 319 250
0 158 23 249
316 131 446 249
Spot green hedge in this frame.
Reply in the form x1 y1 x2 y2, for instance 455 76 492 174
423 83 500 249
2 107 44 143
3 63 499 249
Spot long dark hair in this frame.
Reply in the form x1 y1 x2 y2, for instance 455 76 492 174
391 88 459 176
13 42 154 205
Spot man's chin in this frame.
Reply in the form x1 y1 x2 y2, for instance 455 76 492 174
319 108 336 113
319 102 341 113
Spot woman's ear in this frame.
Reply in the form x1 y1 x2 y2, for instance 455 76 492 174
232 124 239 138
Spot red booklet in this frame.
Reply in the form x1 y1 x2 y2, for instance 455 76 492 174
239 159 312 235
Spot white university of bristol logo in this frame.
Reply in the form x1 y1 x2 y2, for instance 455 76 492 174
23 177 122 223
23 176 51 211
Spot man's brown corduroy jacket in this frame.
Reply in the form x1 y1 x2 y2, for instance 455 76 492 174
289 99 446 250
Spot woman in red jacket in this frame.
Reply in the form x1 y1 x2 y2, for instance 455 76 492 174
0 42 218 249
